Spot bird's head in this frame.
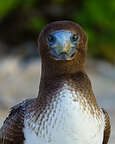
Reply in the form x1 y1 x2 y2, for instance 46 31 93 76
38 21 88 76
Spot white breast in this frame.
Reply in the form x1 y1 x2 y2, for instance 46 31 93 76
23 83 105 144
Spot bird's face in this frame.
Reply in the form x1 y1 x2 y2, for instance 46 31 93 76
38 21 88 75
46 30 80 60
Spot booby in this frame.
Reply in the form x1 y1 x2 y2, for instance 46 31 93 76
0 21 111 144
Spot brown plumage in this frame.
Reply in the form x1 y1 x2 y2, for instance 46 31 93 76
102 108 111 144
0 99 33 144
0 20 111 144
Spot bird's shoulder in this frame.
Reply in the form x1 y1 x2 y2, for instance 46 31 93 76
0 98 35 144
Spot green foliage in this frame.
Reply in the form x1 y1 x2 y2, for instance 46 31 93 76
0 0 20 19
29 16 46 32
73 0 115 62
0 0 115 62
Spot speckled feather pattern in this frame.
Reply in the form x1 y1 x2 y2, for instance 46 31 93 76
23 73 105 144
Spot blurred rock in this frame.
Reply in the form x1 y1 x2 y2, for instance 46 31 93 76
0 57 41 108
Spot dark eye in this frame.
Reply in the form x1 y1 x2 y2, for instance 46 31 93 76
71 34 79 42
47 34 55 44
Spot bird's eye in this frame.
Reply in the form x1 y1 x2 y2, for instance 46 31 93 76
71 34 79 42
47 34 55 44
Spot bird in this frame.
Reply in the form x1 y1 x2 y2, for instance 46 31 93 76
0 20 111 144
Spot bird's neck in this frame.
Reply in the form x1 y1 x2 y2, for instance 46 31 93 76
36 70 99 116
40 57 85 78
38 70 84 94
37 71 94 101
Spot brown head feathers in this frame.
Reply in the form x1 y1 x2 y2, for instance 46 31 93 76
38 21 88 77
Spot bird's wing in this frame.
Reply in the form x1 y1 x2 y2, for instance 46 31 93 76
102 108 111 144
0 99 33 144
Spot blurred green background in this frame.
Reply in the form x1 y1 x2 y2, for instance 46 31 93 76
0 0 115 62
